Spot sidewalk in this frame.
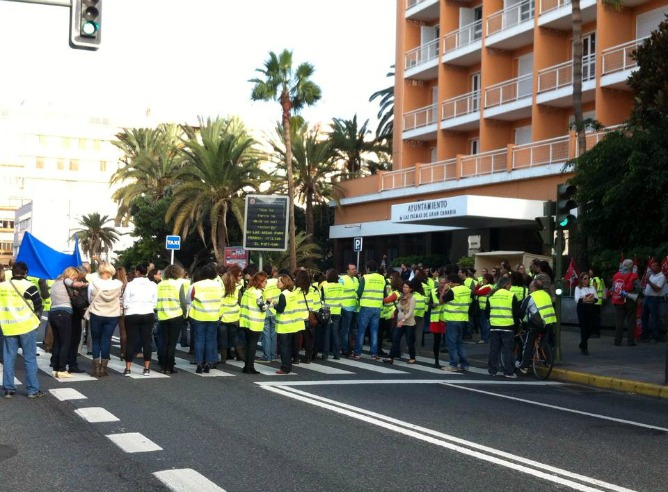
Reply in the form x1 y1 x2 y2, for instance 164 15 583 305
413 327 668 399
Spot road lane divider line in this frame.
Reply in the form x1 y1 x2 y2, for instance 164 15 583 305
262 384 636 492
106 432 163 453
257 378 559 387
154 468 226 491
75 407 120 423
49 388 87 401
441 383 668 433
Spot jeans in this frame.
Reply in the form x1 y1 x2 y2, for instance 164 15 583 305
488 329 515 376
49 310 72 371
190 319 218 364
330 315 342 358
478 311 490 343
355 307 381 356
445 320 469 369
340 309 356 356
389 324 416 359
89 313 119 360
2 328 39 394
67 309 84 369
261 315 277 360
641 296 662 341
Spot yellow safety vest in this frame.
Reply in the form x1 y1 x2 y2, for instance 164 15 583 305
478 288 492 310
263 278 281 315
509 285 527 303
189 279 223 322
530 290 557 325
488 289 515 328
294 286 319 320
275 290 304 334
220 291 240 324
156 279 183 321
414 291 426 318
40 279 54 312
339 275 359 309
0 281 40 336
239 286 266 331
429 287 443 323
592 276 605 306
321 282 344 316
359 273 385 309
381 289 399 320
442 285 471 322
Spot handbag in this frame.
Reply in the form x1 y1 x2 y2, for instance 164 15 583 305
303 291 320 328
66 284 90 311
317 305 331 324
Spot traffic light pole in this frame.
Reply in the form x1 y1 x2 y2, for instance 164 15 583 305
554 229 564 363
1 0 70 6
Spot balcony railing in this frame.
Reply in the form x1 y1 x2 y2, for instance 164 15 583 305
418 158 457 185
405 38 440 69
485 74 533 108
381 168 415 190
539 0 570 14
602 38 645 76
443 20 483 53
406 0 428 9
442 91 480 120
487 0 535 37
537 56 596 93
403 104 438 131
461 149 507 177
512 135 570 169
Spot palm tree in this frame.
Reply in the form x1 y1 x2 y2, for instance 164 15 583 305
269 119 343 238
166 117 268 264
328 115 387 176
368 66 395 148
71 213 120 263
250 49 322 272
111 124 184 224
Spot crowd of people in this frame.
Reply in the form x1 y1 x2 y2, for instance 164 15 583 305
0 254 665 398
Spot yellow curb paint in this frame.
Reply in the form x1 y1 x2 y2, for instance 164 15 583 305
551 368 668 399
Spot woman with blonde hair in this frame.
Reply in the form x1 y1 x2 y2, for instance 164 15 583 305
48 267 88 378
87 262 123 377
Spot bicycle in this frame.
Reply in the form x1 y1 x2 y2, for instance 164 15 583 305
513 324 554 380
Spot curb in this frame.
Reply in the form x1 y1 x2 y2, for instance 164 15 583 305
550 368 668 399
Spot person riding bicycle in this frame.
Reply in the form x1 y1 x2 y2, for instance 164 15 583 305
517 279 556 373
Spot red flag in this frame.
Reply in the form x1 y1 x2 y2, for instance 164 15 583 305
641 257 655 288
632 257 638 274
662 256 668 278
563 258 580 289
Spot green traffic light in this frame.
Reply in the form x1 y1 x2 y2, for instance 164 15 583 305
82 21 99 36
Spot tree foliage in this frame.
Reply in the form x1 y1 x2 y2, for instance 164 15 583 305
71 213 120 263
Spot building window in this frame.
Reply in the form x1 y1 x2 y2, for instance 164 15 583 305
470 138 480 155
93 140 101 151
36 157 45 169
62 137 71 149
100 160 107 172
79 138 87 151
69 159 79 171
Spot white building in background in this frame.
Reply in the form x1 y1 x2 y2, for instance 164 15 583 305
0 104 153 262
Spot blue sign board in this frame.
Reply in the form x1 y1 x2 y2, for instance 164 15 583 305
166 235 181 250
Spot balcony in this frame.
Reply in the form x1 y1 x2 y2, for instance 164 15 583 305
442 20 483 66
405 38 440 80
511 135 570 169
486 0 535 50
402 104 438 141
441 91 481 130
539 0 597 30
600 38 645 90
406 0 440 22
536 57 596 107
461 149 508 178
484 74 533 120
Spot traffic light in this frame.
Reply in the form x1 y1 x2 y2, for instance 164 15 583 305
556 183 577 229
70 0 102 50
535 215 555 247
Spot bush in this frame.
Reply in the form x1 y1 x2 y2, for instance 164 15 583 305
390 254 449 269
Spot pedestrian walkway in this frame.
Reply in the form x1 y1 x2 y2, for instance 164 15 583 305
410 327 668 398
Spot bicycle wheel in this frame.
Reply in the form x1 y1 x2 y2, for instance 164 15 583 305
532 341 554 380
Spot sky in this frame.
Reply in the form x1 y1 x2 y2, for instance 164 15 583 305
0 0 396 135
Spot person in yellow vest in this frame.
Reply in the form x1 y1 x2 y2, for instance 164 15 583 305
428 276 446 368
320 268 344 360
260 265 280 362
239 271 269 374
589 266 605 338
440 273 472 372
339 264 359 358
157 265 186 374
518 279 557 372
218 269 242 364
294 270 321 363
1 261 44 398
459 268 477 340
273 274 302 374
189 263 224 374
380 273 402 358
486 277 521 378
353 260 385 360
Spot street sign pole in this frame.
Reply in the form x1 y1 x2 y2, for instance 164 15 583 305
353 237 363 272
171 249 174 265
165 235 181 265
554 229 564 362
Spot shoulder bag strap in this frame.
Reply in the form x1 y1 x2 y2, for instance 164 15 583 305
9 280 41 322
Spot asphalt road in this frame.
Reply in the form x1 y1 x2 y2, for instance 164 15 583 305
1 341 667 492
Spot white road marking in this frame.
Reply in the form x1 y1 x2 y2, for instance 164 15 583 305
287 362 354 375
172 357 235 377
49 388 87 401
365 345 490 375
36 348 97 382
75 407 120 423
80 354 170 379
392 359 457 375
263 385 636 492
154 468 226 492
328 358 409 374
442 383 668 433
257 378 559 387
106 432 163 453
0 364 22 386
226 359 296 376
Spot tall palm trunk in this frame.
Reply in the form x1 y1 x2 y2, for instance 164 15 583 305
305 187 315 239
281 93 297 272
214 209 228 264
572 0 586 156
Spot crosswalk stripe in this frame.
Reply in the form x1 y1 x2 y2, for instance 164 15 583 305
75 407 120 423
172 356 235 377
287 361 354 375
80 354 170 379
35 348 97 382
225 360 295 376
154 468 226 492
49 388 87 401
0 363 22 386
328 358 409 374
106 432 162 453
365 345 489 376
392 360 461 375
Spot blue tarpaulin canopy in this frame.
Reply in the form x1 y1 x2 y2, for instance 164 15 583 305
15 232 82 280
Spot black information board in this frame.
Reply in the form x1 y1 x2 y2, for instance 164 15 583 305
243 195 289 251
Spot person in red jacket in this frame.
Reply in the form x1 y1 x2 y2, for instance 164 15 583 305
610 259 642 346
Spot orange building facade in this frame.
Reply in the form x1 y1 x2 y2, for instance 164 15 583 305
330 0 668 269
